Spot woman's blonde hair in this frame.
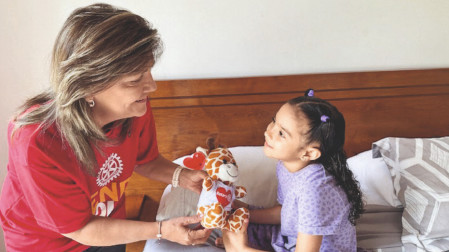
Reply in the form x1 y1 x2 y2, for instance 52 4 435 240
13 3 163 174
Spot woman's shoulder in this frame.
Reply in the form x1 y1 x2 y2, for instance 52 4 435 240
9 119 61 152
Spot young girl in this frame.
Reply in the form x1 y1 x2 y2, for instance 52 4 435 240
222 90 364 252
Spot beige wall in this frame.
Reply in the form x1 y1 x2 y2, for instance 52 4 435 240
1 0 449 250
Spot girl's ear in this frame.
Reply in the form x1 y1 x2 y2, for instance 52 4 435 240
300 146 321 161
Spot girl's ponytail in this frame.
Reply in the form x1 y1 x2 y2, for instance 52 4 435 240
320 150 363 225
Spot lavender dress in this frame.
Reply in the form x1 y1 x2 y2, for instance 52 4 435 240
247 162 356 252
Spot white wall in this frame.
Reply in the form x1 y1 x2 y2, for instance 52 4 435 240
1 0 448 250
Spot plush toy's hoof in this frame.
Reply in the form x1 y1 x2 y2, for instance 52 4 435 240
223 207 249 232
201 202 226 229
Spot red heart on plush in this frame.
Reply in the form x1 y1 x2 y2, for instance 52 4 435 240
216 187 232 207
183 152 206 170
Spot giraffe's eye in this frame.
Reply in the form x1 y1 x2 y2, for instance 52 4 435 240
222 159 228 164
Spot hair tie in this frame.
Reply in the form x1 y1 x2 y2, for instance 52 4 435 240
321 115 329 122
305 89 314 97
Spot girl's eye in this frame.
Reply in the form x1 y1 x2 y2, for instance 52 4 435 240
279 131 285 138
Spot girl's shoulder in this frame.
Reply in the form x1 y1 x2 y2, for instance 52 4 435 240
299 164 336 188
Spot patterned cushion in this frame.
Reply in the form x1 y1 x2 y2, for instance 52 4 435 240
372 136 449 251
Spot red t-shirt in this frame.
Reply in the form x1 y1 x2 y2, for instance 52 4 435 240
0 101 159 251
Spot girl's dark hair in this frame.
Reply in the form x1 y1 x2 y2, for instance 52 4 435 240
288 93 364 225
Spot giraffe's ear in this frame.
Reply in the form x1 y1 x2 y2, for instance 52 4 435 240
206 137 216 151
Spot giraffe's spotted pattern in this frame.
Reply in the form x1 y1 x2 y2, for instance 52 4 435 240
197 146 249 231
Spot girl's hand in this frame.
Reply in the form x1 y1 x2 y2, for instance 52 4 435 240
222 218 250 252
179 168 208 194
161 215 212 245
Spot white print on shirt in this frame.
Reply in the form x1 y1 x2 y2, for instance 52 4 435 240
95 200 114 217
90 177 131 216
96 153 123 187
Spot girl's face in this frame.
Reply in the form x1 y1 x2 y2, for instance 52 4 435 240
263 103 310 162
90 67 157 127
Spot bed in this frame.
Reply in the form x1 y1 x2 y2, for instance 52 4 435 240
124 68 449 252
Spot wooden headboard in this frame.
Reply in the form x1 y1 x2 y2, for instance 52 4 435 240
125 68 449 221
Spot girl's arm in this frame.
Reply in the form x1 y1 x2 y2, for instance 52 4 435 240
222 219 267 252
232 200 281 225
294 232 323 252
62 215 212 246
249 205 281 224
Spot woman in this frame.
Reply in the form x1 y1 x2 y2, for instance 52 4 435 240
0 3 211 252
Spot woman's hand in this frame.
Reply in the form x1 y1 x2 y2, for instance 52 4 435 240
161 215 212 245
221 218 251 252
179 168 208 194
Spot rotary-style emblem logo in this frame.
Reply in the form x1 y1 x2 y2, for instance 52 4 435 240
96 153 123 187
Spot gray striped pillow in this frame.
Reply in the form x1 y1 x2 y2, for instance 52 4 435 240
373 137 449 251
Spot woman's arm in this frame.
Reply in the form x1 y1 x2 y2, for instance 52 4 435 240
294 232 323 252
62 215 211 246
134 154 207 194
134 154 178 184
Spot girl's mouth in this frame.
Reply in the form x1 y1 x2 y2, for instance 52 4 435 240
264 141 273 149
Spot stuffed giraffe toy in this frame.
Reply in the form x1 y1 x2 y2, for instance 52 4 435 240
184 138 249 231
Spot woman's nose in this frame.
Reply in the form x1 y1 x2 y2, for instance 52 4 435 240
144 73 157 93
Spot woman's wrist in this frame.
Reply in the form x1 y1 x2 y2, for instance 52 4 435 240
171 166 185 187
156 221 163 243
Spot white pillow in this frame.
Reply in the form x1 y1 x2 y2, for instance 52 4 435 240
156 146 278 221
347 150 401 207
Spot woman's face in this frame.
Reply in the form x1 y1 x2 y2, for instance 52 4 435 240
263 103 310 162
90 67 157 127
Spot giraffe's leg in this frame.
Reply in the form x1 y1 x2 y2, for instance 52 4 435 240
223 207 249 232
202 202 226 229
197 205 206 216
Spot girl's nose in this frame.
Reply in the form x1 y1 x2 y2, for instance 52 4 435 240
264 124 273 139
